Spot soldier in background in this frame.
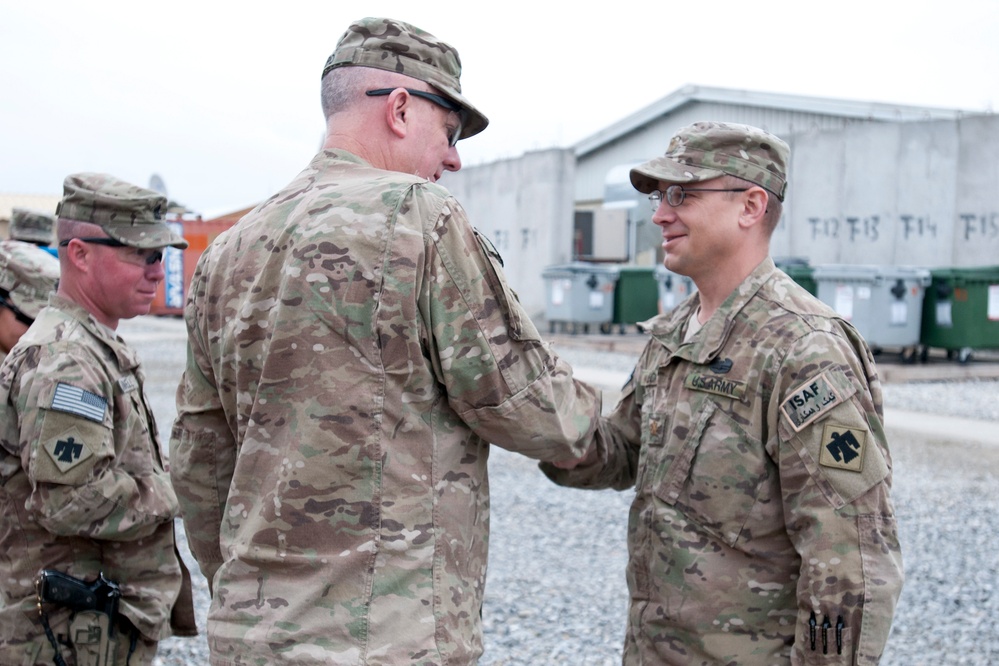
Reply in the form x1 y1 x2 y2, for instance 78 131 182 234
9 207 57 251
544 122 903 665
0 239 59 360
0 173 196 664
170 16 600 665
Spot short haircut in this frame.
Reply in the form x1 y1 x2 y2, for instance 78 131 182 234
320 66 372 119
722 175 784 235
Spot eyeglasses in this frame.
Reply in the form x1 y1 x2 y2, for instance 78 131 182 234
365 87 464 147
0 291 34 327
649 185 750 210
59 237 164 266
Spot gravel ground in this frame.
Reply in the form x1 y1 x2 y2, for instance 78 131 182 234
113 317 998 665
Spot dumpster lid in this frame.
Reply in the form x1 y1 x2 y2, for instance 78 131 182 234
813 264 930 282
542 262 620 277
929 265 999 283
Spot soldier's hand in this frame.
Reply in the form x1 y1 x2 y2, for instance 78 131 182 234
551 445 598 470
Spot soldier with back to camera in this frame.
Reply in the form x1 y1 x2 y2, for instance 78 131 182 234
170 16 600 666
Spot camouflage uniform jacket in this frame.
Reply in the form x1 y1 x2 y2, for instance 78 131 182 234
0 295 196 662
544 258 903 665
170 149 601 666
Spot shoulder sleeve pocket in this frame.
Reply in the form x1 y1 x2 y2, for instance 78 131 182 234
472 229 542 343
32 412 112 486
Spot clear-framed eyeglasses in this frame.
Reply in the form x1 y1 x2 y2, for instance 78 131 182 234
648 185 749 211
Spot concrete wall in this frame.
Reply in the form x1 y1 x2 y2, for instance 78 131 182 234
444 115 999 318
778 116 999 266
575 100 896 204
442 148 576 316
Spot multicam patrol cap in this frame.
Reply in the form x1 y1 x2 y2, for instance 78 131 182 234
56 173 188 249
0 240 60 319
322 17 489 141
10 208 55 245
631 121 790 201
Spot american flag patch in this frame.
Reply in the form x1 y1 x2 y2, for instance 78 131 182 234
51 383 107 423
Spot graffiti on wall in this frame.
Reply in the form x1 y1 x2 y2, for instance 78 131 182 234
807 216 882 242
959 213 999 240
805 213 999 243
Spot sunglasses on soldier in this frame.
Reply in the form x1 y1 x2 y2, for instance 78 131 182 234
365 87 464 147
0 290 35 327
59 237 164 266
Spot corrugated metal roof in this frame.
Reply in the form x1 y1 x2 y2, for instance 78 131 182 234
574 84 975 158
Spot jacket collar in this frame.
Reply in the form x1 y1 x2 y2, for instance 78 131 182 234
646 257 777 365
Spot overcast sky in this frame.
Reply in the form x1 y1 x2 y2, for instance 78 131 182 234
2 0 997 217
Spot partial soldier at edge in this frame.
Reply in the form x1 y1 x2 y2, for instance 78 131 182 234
0 173 197 665
9 207 56 248
0 239 59 361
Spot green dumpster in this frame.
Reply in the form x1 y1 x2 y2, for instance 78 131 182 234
654 264 697 314
919 265 999 363
774 256 817 296
608 266 659 333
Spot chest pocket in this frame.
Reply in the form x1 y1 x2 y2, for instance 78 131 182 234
112 379 162 475
651 400 772 548
634 373 670 490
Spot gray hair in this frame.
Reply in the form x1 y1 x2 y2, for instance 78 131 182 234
321 66 425 120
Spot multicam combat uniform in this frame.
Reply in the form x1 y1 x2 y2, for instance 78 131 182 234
9 207 56 246
0 295 196 664
171 149 601 665
544 258 903 665
0 239 59 363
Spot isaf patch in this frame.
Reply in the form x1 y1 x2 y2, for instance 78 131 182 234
819 423 867 473
43 425 95 474
780 372 842 432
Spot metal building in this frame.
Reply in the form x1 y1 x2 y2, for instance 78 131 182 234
422 85 998 316
571 85 971 266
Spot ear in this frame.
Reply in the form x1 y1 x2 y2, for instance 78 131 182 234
383 88 411 141
737 187 770 231
61 239 93 273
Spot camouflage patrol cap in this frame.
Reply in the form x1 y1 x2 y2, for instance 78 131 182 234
631 121 789 201
10 207 55 245
56 173 188 249
0 240 60 319
322 17 489 141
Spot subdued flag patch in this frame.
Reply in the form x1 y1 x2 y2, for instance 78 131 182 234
51 382 107 423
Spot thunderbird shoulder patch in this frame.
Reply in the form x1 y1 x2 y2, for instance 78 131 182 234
780 371 842 433
43 425 95 474
818 423 868 473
